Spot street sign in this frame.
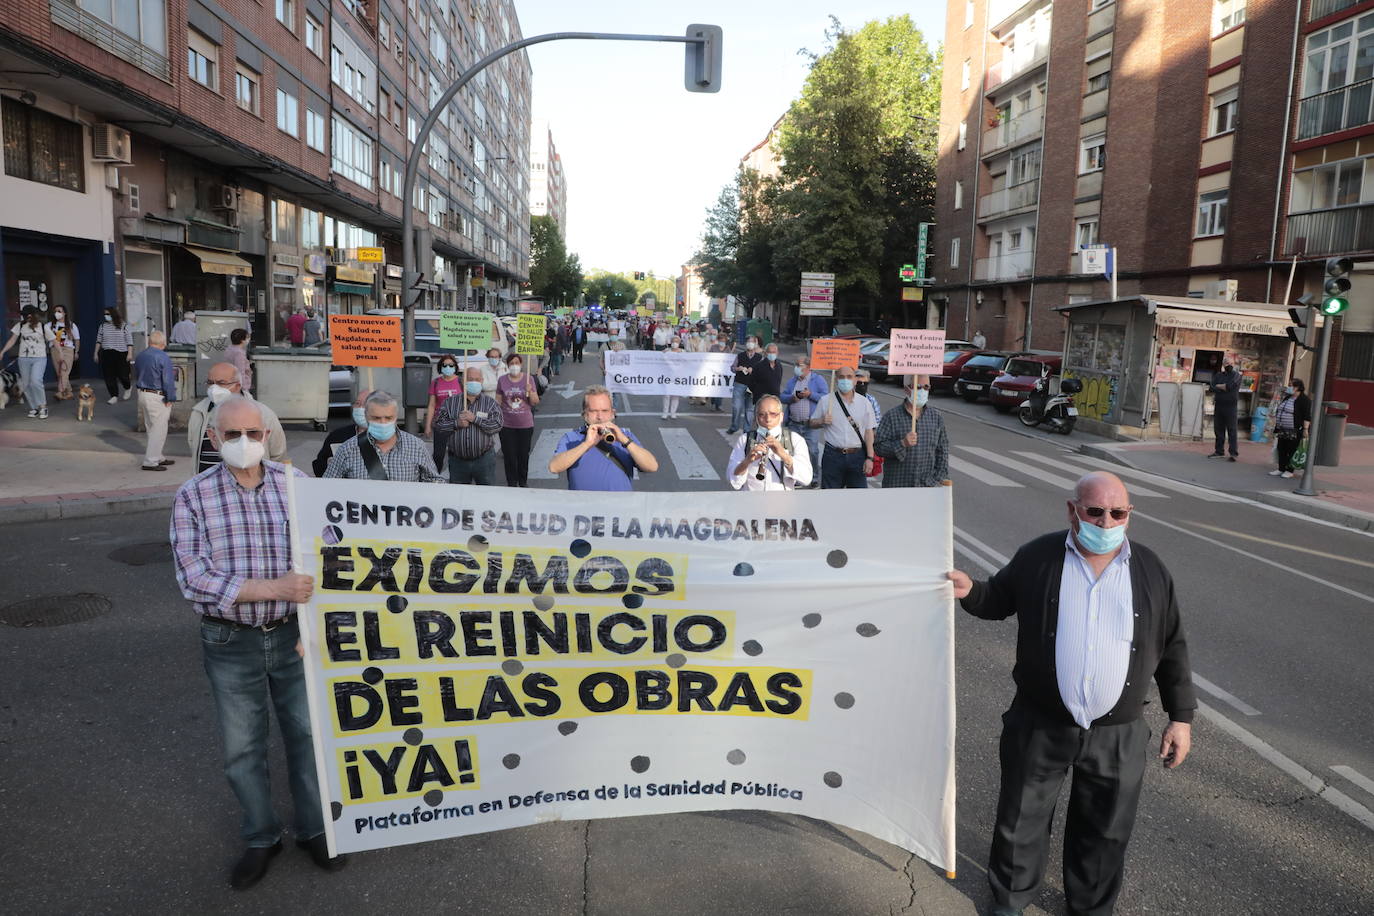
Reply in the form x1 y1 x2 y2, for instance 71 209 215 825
799 305 834 317
800 286 835 298
901 287 923 301
801 294 835 302
356 247 384 263
1079 246 1111 275
900 264 917 282
916 223 933 284
801 271 835 281
800 277 836 288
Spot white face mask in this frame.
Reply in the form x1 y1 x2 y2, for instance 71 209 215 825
218 437 265 469
207 384 233 405
757 424 782 438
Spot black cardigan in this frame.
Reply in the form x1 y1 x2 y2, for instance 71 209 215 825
960 530 1196 727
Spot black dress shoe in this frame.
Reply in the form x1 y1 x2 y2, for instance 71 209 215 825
297 834 348 872
158 459 176 466
230 841 282 890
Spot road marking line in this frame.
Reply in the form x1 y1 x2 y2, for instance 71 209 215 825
956 446 1080 490
1131 508 1374 604
659 427 720 480
1331 765 1374 800
954 540 1000 575
1198 701 1374 832
1192 673 1261 716
1180 520 1374 570
1013 451 1169 498
949 455 1022 487
528 428 572 480
1057 453 1236 503
954 526 1011 567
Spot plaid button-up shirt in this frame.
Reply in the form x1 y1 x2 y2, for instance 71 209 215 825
873 404 949 488
170 461 302 625
323 430 442 482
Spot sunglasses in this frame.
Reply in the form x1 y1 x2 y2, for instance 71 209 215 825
220 429 266 442
1077 503 1132 521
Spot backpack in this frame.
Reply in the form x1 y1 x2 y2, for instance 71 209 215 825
744 426 795 456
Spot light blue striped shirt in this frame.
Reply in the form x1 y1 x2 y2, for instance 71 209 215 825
1056 533 1134 728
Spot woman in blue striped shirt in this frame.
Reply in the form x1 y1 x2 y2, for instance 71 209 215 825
93 306 134 403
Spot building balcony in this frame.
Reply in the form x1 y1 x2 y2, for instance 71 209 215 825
978 179 1039 221
1285 204 1374 255
982 107 1044 157
984 43 1049 92
975 250 1036 282
49 0 171 81
1311 0 1362 20
1296 78 1374 141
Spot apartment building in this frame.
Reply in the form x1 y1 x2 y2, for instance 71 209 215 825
529 118 566 234
0 0 531 364
936 0 1373 426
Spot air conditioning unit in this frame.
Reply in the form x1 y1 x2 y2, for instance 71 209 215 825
91 123 132 163
1201 279 1238 301
214 185 239 210
221 208 240 229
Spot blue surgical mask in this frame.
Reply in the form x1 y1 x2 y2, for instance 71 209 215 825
441 365 457 377
367 421 396 442
488 357 501 367
767 352 777 361
837 378 855 393
1074 518 1127 555
352 407 367 427
465 380 483 396
794 366 804 377
913 389 929 407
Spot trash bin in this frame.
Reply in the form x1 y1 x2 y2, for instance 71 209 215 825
252 347 333 430
166 345 197 431
1249 405 1269 442
1315 401 1348 467
403 354 433 409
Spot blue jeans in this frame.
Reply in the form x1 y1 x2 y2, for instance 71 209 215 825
550 351 564 374
822 445 867 489
448 449 498 484
200 616 324 847
18 356 46 408
730 383 752 431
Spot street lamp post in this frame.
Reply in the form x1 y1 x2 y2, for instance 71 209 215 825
399 26 722 430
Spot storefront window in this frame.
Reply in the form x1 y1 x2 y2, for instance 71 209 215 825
1067 322 1125 372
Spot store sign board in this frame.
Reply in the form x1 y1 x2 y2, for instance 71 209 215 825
1153 308 1291 338
356 247 385 263
335 266 376 284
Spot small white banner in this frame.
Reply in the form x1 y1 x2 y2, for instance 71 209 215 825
604 350 735 397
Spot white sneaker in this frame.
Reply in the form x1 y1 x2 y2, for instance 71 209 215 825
121 388 132 400
27 409 37 418
38 408 48 419
1280 471 1294 478
108 396 119 404
671 413 678 419
1267 469 1283 476
661 413 668 419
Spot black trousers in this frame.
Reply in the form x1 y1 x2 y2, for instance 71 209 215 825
988 706 1149 916
98 349 130 398
1213 406 1238 456
572 341 584 362
499 426 534 486
1276 432 1302 472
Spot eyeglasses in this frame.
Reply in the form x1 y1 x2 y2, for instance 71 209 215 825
220 429 266 442
1077 503 1132 521
910 384 932 391
207 378 239 387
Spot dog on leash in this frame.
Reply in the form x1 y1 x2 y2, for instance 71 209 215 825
0 364 21 410
76 384 96 421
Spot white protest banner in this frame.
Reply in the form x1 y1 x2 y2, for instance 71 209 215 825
888 329 947 375
290 483 956 870
603 349 734 397
588 331 610 343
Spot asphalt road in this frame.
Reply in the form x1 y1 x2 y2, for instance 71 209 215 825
2 351 1371 914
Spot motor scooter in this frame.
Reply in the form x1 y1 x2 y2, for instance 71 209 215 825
1018 373 1080 434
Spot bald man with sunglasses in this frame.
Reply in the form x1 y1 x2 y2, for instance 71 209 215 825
948 471 1195 916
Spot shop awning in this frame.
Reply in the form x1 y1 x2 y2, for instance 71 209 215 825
185 246 253 277
1056 294 1322 338
331 282 374 296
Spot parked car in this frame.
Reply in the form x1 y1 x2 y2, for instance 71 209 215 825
934 347 986 393
858 340 892 381
989 354 1063 412
955 351 1016 402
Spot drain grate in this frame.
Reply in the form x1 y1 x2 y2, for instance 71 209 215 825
108 541 172 566
0 593 113 628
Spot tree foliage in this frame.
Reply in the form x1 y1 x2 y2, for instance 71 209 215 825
528 215 584 307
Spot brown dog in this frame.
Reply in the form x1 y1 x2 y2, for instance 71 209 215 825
76 384 95 421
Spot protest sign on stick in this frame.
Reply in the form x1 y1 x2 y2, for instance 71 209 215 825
441 312 497 351
327 315 403 368
809 339 861 371
515 315 546 355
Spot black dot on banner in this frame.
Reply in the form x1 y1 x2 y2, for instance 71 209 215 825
330 801 342 821
467 535 489 552
532 595 555 611
826 550 848 569
630 755 651 774
403 727 424 746
726 749 747 766
823 771 844 788
502 660 524 676
802 613 822 628
570 538 592 558
503 753 521 770
733 563 755 577
742 640 763 657
423 789 444 807
665 653 686 669
621 593 644 609
856 623 881 638
386 595 408 614
362 666 384 685
834 692 856 710
558 721 579 736
322 525 343 546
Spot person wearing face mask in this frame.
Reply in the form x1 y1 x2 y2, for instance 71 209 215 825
661 336 684 419
433 366 504 484
948 471 1195 916
748 342 785 408
874 375 948 488
572 322 587 363
191 362 289 474
1 306 55 417
809 365 877 489
853 369 883 423
46 305 79 400
171 396 347 888
727 336 764 434
311 387 369 477
424 355 465 474
1269 378 1311 479
132 331 178 471
782 356 829 486
323 390 441 481
726 395 812 490
92 306 134 403
480 347 506 394
652 321 672 351
496 353 540 486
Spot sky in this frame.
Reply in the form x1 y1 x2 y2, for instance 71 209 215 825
514 1 946 280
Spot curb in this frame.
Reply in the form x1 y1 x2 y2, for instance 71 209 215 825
0 491 176 525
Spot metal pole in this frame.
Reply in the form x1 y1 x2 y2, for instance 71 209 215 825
1293 314 1332 497
1110 246 1118 302
400 29 700 430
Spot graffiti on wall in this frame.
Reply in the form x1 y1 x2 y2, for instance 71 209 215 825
1063 368 1118 422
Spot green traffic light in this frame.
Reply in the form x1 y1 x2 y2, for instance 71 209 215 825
1322 297 1349 315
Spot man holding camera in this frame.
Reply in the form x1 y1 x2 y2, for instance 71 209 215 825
549 385 659 491
727 395 812 491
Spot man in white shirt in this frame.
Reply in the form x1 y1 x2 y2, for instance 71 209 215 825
809 365 876 489
726 395 812 490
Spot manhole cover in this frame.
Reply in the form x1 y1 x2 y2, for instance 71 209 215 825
0 593 112 628
108 541 172 566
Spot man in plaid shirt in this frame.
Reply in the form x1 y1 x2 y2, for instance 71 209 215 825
874 374 951 488
171 396 346 889
323 390 441 482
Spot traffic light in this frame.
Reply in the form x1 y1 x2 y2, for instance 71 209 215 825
684 24 723 93
1287 300 1316 352
634 271 645 280
1322 256 1353 315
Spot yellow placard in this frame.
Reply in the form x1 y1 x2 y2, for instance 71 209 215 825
356 247 385 263
515 314 546 355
